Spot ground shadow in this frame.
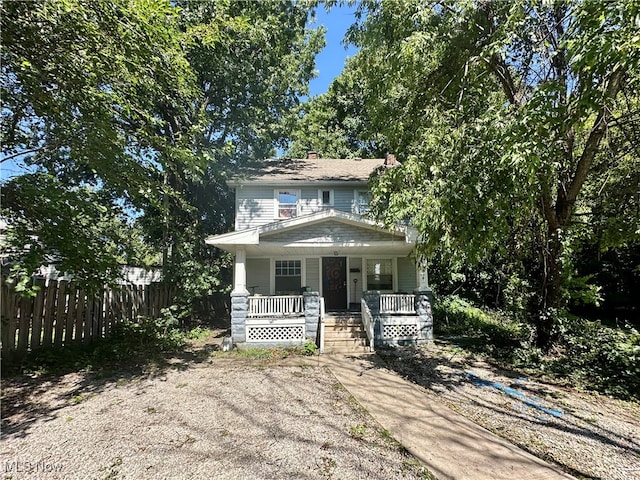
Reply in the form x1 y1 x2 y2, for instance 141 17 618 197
1 327 231 439
357 338 640 479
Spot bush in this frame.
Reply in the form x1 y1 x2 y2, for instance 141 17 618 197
5 317 188 377
432 294 640 401
433 295 527 350
547 317 640 400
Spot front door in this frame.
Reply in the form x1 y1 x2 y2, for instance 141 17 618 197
322 257 347 311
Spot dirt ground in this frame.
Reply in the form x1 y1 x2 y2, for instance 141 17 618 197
1 336 431 480
3 335 639 480
376 341 640 480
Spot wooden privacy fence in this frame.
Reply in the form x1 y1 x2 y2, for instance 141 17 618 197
1 277 176 354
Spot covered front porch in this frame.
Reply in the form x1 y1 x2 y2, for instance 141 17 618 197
206 209 433 350
228 290 433 352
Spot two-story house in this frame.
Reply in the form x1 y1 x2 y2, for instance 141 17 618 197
205 153 433 352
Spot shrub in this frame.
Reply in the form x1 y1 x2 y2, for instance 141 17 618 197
548 317 640 400
433 295 527 349
5 317 188 377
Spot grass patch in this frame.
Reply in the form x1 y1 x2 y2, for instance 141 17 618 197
348 423 367 440
212 343 317 362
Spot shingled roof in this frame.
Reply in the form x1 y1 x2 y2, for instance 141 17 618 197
228 153 399 185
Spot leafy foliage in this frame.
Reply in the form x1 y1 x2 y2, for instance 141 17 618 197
434 295 640 401
333 0 640 348
1 0 324 311
287 65 388 158
3 317 188 377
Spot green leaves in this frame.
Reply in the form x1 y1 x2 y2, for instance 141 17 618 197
322 0 640 347
1 0 323 300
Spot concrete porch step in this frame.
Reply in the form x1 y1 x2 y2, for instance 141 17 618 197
322 313 370 354
323 314 363 327
324 328 368 339
325 336 368 346
323 346 372 354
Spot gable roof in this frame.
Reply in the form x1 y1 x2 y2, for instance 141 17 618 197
205 209 417 256
228 157 386 186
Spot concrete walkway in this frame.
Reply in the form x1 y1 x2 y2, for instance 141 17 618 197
317 353 575 480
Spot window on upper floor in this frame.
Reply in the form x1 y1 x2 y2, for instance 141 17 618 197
355 190 371 215
318 189 334 207
276 190 299 219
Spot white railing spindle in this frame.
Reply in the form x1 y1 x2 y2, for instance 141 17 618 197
247 295 304 317
379 294 415 314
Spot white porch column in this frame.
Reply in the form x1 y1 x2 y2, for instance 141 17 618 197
417 260 429 290
233 247 249 294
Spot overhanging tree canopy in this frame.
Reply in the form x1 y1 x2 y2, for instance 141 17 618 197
339 0 640 347
1 0 324 299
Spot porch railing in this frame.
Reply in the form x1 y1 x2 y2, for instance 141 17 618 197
361 298 375 352
247 295 304 317
380 294 415 314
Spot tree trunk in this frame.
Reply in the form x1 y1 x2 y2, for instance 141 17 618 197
535 225 565 349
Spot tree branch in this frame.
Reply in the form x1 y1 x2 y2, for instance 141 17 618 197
488 54 521 108
0 146 46 163
565 68 626 209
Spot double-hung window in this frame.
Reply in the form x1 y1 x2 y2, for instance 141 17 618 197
366 259 393 291
276 190 299 219
275 260 302 294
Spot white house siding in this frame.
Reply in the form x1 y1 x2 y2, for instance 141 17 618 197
234 185 367 230
235 186 274 229
348 257 363 304
299 189 319 216
305 257 320 292
262 221 399 244
246 258 270 295
397 257 417 293
334 187 357 213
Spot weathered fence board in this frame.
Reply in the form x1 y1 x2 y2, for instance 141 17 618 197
54 281 67 347
65 283 77 345
30 278 46 350
0 278 176 354
42 281 56 348
18 296 32 351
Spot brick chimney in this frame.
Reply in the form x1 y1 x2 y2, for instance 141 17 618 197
384 153 398 167
307 151 318 160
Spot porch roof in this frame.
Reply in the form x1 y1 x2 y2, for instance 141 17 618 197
205 209 417 256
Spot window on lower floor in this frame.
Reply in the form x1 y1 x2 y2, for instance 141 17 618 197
366 259 393 291
275 260 302 294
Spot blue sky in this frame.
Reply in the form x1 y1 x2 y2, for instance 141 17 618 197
308 3 359 97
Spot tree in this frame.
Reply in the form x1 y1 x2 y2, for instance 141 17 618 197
287 65 388 158
342 0 640 347
137 0 324 311
1 0 198 291
1 0 324 305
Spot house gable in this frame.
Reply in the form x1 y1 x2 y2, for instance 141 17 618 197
205 209 417 256
261 220 401 244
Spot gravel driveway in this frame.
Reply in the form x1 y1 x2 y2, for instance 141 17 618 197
4 338 639 480
1 352 430 480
